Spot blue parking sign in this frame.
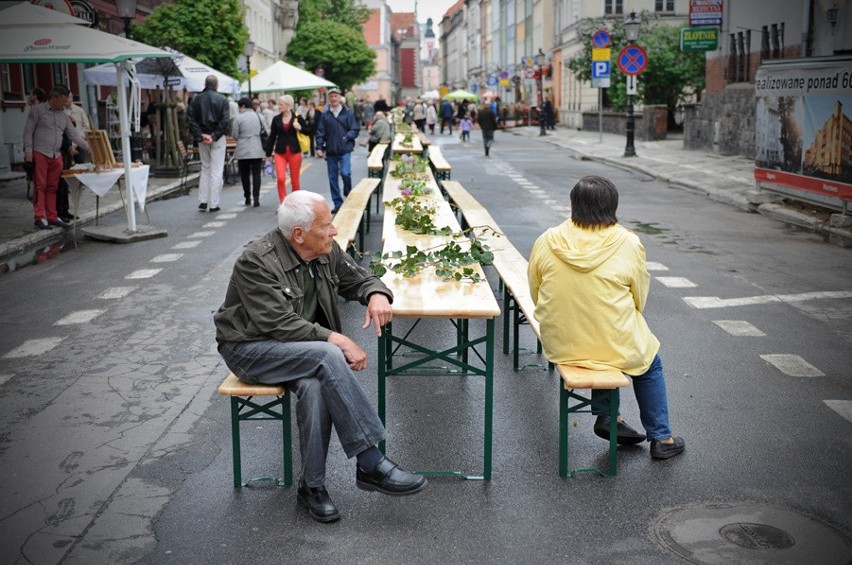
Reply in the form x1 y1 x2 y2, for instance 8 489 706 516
592 61 611 79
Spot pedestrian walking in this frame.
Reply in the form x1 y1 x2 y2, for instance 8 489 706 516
187 75 230 213
528 176 686 460
440 99 454 135
477 102 498 157
460 116 472 142
265 94 309 204
232 97 265 207
425 101 437 135
413 98 426 132
215 190 427 523
315 86 359 214
23 85 89 230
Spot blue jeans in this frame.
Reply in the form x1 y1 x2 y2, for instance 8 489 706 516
325 152 352 208
218 340 386 488
591 354 673 441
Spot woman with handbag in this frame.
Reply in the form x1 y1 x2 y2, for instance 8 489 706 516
232 97 266 207
265 94 309 203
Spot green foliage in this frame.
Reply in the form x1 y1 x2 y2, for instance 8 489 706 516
286 20 375 91
298 0 371 30
132 0 248 78
566 12 705 116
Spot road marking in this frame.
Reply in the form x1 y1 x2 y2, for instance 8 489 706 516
684 290 852 309
656 276 697 288
0 374 13 386
760 354 824 377
824 400 852 424
150 254 183 263
172 241 201 249
713 320 766 336
216 213 238 219
125 268 162 279
188 231 215 238
646 262 669 271
3 337 66 358
98 286 136 299
54 309 106 325
203 221 226 228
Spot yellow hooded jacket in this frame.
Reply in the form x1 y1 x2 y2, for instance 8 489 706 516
528 221 659 376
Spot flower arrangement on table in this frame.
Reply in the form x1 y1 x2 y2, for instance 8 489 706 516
367 196 496 283
389 154 430 181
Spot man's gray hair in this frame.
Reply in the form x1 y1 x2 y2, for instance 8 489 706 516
277 191 327 238
204 75 219 90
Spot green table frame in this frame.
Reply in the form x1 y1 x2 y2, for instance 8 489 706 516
377 318 496 480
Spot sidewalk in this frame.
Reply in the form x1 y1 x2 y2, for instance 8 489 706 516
0 169 198 270
506 125 852 247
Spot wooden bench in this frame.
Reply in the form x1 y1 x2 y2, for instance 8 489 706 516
367 143 389 213
218 372 293 488
416 131 431 149
428 146 452 181
332 178 381 254
557 365 631 478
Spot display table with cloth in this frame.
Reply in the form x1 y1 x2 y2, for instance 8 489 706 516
62 164 151 226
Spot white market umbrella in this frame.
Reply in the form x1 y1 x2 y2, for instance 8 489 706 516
83 47 240 95
421 90 440 100
0 4 172 233
445 89 479 102
241 60 336 94
0 1 90 25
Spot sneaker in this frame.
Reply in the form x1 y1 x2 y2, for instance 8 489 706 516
650 437 686 459
209 207 221 213
198 203 207 211
34 219 52 230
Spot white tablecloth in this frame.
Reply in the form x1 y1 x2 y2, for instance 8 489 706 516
73 165 151 210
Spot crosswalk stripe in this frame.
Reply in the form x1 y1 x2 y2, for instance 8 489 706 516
150 254 183 263
188 231 215 238
54 309 106 325
202 221 226 228
3 337 66 358
172 241 201 249
125 268 162 279
684 290 852 309
656 276 697 288
98 286 136 299
760 354 824 377
0 374 13 386
646 262 669 271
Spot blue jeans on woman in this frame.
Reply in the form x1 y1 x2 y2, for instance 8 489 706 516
591 354 673 441
325 152 352 209
218 340 386 488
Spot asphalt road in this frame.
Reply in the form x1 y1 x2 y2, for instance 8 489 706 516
0 129 850 564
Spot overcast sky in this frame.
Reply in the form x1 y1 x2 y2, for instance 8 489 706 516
384 0 458 25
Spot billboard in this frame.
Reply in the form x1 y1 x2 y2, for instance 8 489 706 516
754 58 852 209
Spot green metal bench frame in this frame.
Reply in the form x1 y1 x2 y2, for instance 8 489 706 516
226 393 293 488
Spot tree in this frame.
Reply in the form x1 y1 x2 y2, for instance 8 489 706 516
566 12 705 126
298 0 371 31
131 0 248 78
286 20 375 92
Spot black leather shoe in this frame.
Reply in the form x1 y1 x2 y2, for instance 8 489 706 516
209 207 221 213
34 219 52 230
48 218 71 228
651 437 686 459
297 484 340 523
594 415 646 445
253 201 260 207
198 203 207 211
356 457 427 496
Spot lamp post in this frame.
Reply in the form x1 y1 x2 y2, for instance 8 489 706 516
623 11 641 157
115 0 137 39
244 40 255 100
534 49 547 136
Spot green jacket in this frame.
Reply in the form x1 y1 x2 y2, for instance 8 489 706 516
215 228 393 344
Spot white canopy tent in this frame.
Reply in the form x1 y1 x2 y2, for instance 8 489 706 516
241 60 336 94
0 3 173 233
83 47 240 95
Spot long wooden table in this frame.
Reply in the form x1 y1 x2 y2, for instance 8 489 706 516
377 160 500 480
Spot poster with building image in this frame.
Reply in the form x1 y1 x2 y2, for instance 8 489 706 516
754 58 852 208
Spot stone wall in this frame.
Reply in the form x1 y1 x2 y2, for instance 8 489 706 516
581 104 668 141
683 83 756 157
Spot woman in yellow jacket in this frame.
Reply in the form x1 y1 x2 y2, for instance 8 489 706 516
528 175 685 459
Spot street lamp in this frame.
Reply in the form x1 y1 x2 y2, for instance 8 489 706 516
244 40 255 100
115 0 137 39
534 48 547 136
623 11 641 157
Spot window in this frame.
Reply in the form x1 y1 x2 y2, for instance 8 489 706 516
655 0 674 11
728 30 751 83
604 0 623 15
761 23 786 61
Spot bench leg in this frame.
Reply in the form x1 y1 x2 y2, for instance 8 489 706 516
281 394 293 487
229 397 243 488
228 395 292 488
559 388 620 478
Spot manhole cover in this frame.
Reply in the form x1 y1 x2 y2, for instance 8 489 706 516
655 502 852 564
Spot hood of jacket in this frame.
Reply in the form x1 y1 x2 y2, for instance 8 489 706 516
545 222 629 273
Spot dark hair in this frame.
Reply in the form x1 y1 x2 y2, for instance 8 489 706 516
570 175 619 229
238 97 252 108
30 87 47 102
49 85 70 98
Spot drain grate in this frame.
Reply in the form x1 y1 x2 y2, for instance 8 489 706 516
655 502 852 564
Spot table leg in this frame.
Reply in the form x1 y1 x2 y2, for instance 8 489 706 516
483 318 494 480
378 321 390 454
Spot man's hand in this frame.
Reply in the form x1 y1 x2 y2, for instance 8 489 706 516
364 293 392 336
328 332 367 371
24 151 32 163
202 133 213 145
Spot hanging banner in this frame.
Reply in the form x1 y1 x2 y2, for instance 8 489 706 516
689 0 723 27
